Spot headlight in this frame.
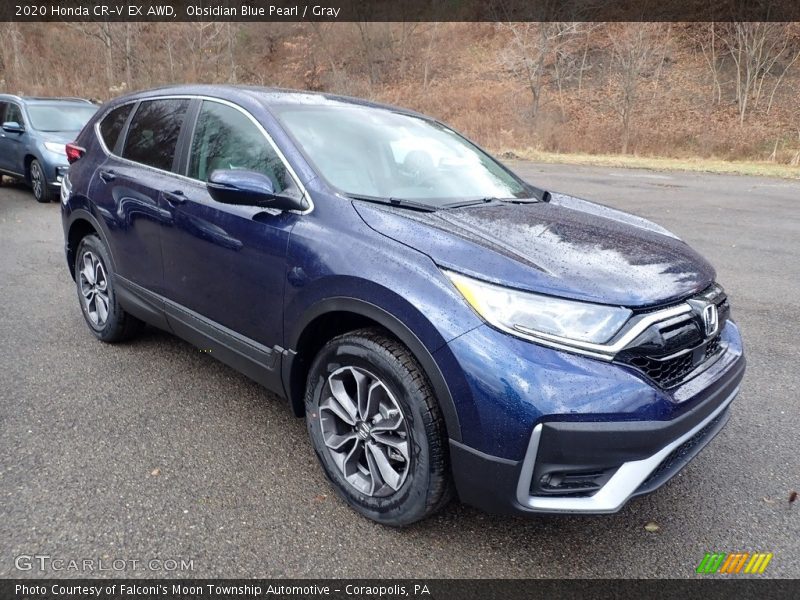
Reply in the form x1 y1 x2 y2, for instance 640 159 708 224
445 270 632 349
44 142 67 155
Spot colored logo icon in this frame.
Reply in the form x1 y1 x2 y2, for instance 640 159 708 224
697 552 773 574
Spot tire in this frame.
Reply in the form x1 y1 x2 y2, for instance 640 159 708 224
305 328 452 526
30 159 53 203
74 234 144 342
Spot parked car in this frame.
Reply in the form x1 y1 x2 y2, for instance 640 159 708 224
0 95 96 202
60 85 745 526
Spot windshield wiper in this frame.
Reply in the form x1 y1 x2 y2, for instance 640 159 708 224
445 187 551 209
346 194 438 212
437 197 493 208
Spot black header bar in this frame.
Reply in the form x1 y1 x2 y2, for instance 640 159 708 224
2 0 800 23
3 579 799 600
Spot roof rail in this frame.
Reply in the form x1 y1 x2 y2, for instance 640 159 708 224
22 96 95 104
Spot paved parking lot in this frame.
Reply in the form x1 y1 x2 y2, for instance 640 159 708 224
1 163 798 578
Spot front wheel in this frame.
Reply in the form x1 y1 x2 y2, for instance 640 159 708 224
305 328 452 526
30 159 53 203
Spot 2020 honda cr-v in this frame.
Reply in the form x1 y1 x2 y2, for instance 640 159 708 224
61 85 745 525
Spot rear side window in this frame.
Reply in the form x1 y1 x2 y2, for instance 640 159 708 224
99 104 133 152
122 98 190 171
0 102 8 123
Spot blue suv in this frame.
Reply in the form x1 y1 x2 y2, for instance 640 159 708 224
61 86 745 525
0 95 96 202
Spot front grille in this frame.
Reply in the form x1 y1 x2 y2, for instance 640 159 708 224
705 335 722 359
628 351 697 389
617 285 729 389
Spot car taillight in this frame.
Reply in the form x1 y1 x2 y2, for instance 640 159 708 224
65 143 85 164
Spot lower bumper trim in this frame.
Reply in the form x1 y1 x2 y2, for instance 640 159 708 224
515 384 738 513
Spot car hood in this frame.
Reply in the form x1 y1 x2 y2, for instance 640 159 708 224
353 192 715 307
39 131 80 144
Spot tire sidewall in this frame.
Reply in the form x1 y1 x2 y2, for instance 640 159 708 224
74 235 120 340
306 337 435 526
30 159 49 203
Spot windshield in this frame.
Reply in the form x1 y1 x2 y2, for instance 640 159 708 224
26 104 97 132
271 104 530 207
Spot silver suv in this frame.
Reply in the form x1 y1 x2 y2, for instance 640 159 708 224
0 95 96 202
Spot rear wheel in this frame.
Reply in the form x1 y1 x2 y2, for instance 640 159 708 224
30 159 53 203
305 328 452 526
75 234 144 342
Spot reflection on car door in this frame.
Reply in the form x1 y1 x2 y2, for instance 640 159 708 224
159 100 303 391
90 98 190 296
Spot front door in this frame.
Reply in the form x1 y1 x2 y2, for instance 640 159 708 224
159 99 304 388
0 102 27 176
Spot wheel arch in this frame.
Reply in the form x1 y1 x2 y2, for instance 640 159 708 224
23 154 38 183
283 297 462 443
65 209 116 280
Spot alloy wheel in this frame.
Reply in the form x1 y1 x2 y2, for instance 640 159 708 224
78 251 110 327
30 162 43 200
319 366 411 497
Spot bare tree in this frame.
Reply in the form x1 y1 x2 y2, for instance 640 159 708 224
550 23 590 117
422 22 440 88
68 23 116 90
610 23 665 153
124 23 135 88
698 22 725 104
576 23 599 92
719 22 800 124
393 22 418 79
354 22 399 89
0 23 25 89
791 127 800 166
499 21 591 122
225 23 237 83
499 23 551 121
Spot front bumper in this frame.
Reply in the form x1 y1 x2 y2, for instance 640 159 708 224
51 165 68 187
445 321 745 515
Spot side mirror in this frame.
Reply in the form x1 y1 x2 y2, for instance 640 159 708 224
206 169 307 212
2 121 24 134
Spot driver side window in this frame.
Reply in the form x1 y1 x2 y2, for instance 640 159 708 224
5 103 24 126
188 101 289 193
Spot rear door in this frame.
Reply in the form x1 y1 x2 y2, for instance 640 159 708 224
88 98 191 296
159 99 304 388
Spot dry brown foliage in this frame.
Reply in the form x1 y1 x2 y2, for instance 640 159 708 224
1 22 799 162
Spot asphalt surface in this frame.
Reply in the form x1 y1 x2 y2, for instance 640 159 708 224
1 163 798 579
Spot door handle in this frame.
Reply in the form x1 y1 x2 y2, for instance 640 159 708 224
162 190 187 205
98 169 116 183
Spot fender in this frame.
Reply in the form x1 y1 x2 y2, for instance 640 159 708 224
283 296 462 443
63 204 118 278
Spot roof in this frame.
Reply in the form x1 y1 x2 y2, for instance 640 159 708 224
101 84 421 118
0 94 95 105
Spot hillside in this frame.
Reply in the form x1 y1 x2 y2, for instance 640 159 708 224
1 22 799 165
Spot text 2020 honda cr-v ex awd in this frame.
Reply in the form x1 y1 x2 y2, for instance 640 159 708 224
61 85 745 526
